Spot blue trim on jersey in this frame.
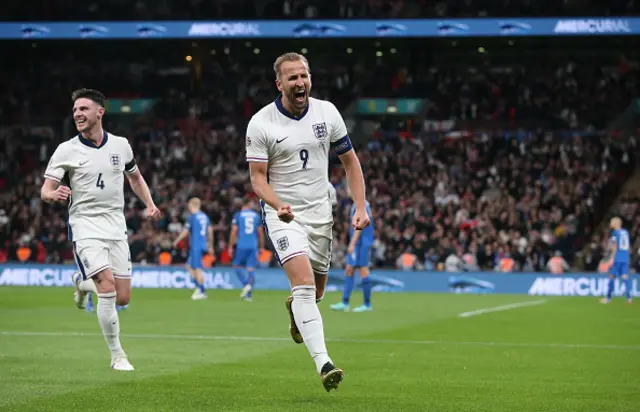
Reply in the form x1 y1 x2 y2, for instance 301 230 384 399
260 200 283 266
331 135 353 155
78 131 109 149
73 242 87 280
274 95 309 121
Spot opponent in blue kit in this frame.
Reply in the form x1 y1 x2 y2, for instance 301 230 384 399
601 217 632 304
173 197 214 300
229 199 264 301
331 200 375 312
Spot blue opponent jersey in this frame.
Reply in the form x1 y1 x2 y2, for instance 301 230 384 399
233 209 261 249
186 211 210 251
349 201 374 247
611 228 631 263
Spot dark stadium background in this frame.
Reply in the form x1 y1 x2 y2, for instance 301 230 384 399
1 1 639 274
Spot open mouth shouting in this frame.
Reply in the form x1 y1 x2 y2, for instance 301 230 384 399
293 89 306 105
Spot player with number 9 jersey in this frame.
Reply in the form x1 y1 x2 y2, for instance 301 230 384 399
246 93 351 229
246 53 370 392
246 87 351 276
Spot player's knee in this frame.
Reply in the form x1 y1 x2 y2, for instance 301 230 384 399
345 266 355 276
621 274 629 280
283 255 314 285
116 294 130 306
93 270 115 293
360 267 370 278
609 275 615 280
314 280 326 301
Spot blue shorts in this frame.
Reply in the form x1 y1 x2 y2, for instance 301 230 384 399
233 248 259 268
187 248 206 269
346 244 371 268
610 261 629 277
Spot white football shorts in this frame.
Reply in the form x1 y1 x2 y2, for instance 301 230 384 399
72 239 132 279
264 217 332 275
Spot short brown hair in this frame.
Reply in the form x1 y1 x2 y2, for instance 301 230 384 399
273 52 310 79
71 88 106 107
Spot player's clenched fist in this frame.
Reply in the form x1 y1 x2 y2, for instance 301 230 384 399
145 205 162 220
277 204 294 223
352 207 370 230
52 185 72 202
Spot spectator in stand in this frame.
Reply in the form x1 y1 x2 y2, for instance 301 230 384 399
0 42 637 272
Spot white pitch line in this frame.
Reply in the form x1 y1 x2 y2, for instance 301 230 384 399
1 330 639 350
458 299 547 318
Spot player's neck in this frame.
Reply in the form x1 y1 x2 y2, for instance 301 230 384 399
81 127 105 146
280 96 306 118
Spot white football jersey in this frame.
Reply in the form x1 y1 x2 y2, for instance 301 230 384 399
44 132 137 241
246 97 352 225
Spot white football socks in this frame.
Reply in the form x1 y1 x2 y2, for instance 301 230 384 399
97 292 125 359
79 279 97 294
291 285 332 374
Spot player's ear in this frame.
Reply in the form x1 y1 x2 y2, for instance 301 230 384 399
97 107 105 119
275 78 282 92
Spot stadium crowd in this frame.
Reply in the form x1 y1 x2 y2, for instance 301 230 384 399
1 39 638 272
6 0 640 20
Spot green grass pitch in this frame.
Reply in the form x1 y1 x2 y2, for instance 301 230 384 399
0 287 638 412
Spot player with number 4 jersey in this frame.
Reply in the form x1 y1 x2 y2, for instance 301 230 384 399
601 216 633 304
41 88 161 371
246 52 371 392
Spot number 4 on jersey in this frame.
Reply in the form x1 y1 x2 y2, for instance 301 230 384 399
96 173 105 190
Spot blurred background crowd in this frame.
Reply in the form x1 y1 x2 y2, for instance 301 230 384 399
1 2 639 274
6 0 640 20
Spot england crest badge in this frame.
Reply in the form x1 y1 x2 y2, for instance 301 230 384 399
312 123 327 141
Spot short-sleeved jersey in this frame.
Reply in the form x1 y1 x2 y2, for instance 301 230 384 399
44 132 137 241
245 96 353 225
349 201 374 247
610 228 630 263
328 183 338 206
185 211 210 251
232 209 261 249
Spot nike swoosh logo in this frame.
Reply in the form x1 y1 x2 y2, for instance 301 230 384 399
276 137 289 144
302 318 317 324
